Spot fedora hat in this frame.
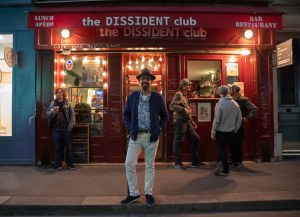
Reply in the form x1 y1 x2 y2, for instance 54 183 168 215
180 78 192 87
136 68 156 80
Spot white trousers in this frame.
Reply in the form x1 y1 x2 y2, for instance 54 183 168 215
125 132 159 196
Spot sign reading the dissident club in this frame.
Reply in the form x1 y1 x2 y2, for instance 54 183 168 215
65 59 73 71
28 13 282 29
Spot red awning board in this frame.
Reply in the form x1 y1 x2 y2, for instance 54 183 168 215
28 6 282 29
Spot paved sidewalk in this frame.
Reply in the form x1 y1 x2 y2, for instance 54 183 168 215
0 160 300 215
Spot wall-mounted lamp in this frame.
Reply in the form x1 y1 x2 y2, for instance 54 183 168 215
61 29 70 39
243 30 253 39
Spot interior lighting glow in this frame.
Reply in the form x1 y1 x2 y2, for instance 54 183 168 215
229 56 236 62
103 83 108 89
241 49 251 56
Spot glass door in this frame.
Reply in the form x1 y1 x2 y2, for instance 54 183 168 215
123 52 166 160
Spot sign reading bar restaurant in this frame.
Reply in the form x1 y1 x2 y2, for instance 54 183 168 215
28 13 282 29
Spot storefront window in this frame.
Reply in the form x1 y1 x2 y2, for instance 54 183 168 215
54 53 107 136
0 34 13 136
123 53 164 96
187 60 221 98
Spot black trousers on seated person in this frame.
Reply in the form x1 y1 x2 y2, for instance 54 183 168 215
216 131 234 174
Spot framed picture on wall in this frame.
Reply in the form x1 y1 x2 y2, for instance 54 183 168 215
226 63 239 76
197 103 211 122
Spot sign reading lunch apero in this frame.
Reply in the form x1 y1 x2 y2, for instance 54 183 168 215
28 13 282 29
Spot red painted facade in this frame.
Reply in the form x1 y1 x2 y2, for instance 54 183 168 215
30 6 282 163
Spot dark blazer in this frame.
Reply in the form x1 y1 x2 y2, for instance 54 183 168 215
123 91 169 142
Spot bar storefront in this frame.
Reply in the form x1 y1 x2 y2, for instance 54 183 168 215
28 6 282 164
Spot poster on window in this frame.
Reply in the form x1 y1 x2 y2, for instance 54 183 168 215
198 103 211 122
82 60 100 87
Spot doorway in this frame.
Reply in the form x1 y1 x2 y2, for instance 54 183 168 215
278 65 300 155
123 52 166 161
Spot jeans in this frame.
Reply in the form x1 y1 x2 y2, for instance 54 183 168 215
53 130 73 166
216 131 234 173
125 132 159 196
229 127 245 163
172 119 200 165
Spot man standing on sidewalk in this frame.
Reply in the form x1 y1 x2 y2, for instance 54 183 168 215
122 68 169 207
169 78 206 170
228 84 258 168
211 85 242 176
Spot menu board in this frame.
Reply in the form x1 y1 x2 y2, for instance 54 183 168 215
108 81 122 136
72 125 89 163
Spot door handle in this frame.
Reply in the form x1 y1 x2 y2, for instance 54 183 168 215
29 113 36 125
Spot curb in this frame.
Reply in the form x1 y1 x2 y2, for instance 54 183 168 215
1 198 300 215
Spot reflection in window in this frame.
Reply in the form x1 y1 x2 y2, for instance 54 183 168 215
187 60 221 98
0 34 13 136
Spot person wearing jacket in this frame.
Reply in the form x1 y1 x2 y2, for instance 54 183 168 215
211 85 242 176
121 68 169 207
169 78 206 170
228 84 258 168
46 88 75 170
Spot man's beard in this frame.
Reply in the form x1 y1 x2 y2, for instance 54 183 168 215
141 82 150 91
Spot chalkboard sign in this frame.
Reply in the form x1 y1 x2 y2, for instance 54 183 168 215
72 125 89 163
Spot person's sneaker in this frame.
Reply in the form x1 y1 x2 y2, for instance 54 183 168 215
54 165 62 171
219 171 230 176
231 162 239 168
145 194 155 207
214 162 223 176
174 164 187 170
120 195 140 205
191 162 206 168
68 165 76 170
232 162 243 168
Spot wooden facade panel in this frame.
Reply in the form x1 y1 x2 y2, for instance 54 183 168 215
36 50 54 164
